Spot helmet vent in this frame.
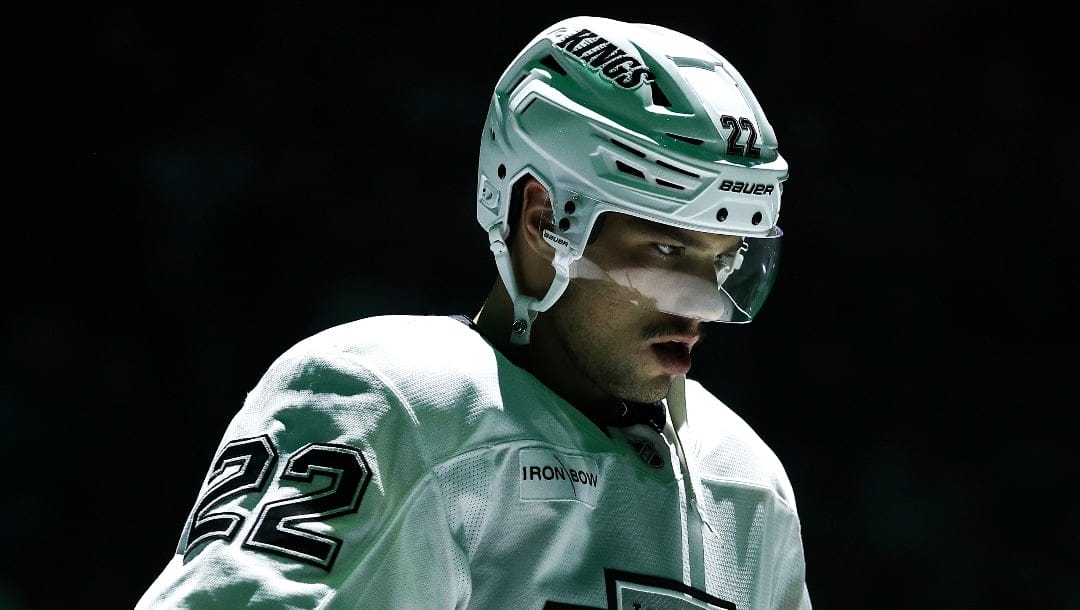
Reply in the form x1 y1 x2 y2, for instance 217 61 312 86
666 133 704 145
649 81 672 107
539 54 568 76
656 159 700 179
655 179 685 191
610 137 699 186
615 160 646 180
610 138 646 158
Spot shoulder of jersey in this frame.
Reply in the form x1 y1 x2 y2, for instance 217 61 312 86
239 315 518 453
292 314 488 365
683 378 800 511
262 314 497 394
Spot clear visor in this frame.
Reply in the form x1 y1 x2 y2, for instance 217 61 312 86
557 212 781 323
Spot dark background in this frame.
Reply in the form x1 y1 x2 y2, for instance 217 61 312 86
4 1 1074 608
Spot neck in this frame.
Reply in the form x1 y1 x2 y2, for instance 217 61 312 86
474 281 626 427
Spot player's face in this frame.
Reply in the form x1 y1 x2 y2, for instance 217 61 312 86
544 213 741 403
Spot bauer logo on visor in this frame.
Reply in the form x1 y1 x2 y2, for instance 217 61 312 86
553 28 654 89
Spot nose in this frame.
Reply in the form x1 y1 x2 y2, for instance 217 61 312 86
632 265 729 321
663 276 729 320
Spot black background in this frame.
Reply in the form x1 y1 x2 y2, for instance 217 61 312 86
4 1 1074 608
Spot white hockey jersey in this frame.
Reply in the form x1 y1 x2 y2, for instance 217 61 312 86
136 314 810 609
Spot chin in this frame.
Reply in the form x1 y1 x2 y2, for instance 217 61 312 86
616 375 672 404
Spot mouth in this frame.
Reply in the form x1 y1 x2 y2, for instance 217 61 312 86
649 335 697 375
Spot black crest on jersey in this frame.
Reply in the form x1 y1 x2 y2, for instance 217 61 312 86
545 568 736 609
553 28 654 89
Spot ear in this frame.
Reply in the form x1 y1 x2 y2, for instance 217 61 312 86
510 178 557 299
517 178 554 260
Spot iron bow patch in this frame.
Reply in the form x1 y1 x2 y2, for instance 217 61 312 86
519 448 602 507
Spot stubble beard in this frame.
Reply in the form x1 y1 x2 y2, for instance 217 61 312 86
549 295 672 405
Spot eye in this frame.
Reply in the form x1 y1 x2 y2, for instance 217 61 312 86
653 243 683 256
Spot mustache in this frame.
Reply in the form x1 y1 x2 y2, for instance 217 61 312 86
641 318 706 343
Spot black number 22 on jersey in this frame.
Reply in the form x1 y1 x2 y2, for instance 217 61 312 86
181 435 371 571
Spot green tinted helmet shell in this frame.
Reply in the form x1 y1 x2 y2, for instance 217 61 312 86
477 16 788 343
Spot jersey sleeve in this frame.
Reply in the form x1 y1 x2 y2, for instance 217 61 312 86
765 495 812 609
135 341 471 609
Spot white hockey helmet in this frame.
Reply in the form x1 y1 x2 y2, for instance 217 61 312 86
477 16 788 344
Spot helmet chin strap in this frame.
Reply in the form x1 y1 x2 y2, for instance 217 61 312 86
662 372 722 590
666 373 688 432
488 226 571 345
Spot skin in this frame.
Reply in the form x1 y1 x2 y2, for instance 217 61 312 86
475 178 742 429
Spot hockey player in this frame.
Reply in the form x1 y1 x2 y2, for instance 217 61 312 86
137 15 811 609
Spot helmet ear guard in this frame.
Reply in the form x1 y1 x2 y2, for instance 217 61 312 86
477 16 788 343
480 173 574 344
486 225 571 344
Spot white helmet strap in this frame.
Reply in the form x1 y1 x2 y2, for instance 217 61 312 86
488 225 572 344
